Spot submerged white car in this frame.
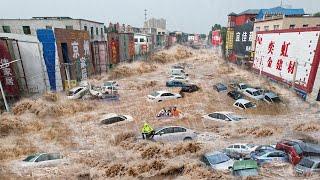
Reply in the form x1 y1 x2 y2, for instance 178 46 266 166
170 75 189 82
147 91 182 102
17 153 64 167
202 112 245 122
66 86 88 99
152 126 197 142
202 151 234 171
233 99 256 110
243 88 264 100
100 113 133 125
225 144 258 155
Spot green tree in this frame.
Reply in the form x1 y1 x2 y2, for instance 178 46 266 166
314 12 320 17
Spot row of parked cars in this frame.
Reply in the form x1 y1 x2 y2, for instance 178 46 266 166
214 82 281 110
202 140 320 177
147 64 199 102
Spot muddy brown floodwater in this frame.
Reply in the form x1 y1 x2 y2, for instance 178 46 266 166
0 45 319 179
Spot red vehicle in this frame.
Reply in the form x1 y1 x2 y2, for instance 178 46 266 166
276 140 320 165
276 140 303 165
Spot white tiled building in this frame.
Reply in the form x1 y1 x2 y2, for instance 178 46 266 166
0 17 105 42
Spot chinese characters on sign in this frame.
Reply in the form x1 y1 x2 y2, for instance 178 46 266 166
0 58 14 86
235 31 253 42
253 30 320 92
83 40 90 56
80 57 88 80
72 41 80 59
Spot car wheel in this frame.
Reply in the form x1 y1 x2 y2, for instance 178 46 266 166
183 137 192 141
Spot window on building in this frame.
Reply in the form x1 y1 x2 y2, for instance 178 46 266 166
255 27 260 31
273 25 280 30
317 24 320 27
66 25 73 30
96 27 99 35
264 26 269 31
104 26 107 33
84 26 88 31
101 28 103 36
303 24 309 28
90 27 94 38
46 26 52 29
22 26 31 35
289 24 295 29
134 38 138 42
2 26 11 33
140 38 145 42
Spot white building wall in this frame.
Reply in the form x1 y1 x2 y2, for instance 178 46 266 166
0 19 105 42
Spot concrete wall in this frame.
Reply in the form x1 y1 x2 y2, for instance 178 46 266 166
0 19 105 42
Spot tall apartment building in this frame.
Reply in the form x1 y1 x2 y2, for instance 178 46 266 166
144 18 166 35
0 17 105 42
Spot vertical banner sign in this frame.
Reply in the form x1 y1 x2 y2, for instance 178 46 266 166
0 39 19 96
253 29 320 93
109 39 118 64
212 30 222 46
233 22 253 57
226 28 235 50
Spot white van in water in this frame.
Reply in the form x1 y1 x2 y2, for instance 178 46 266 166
170 69 188 76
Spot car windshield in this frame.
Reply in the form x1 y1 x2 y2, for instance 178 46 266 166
271 97 281 102
240 84 248 89
118 115 127 120
23 155 38 162
227 113 241 121
66 90 74 96
247 144 256 148
299 158 314 168
234 169 258 177
244 102 255 108
150 92 160 97
293 144 303 155
207 153 230 165
252 91 262 96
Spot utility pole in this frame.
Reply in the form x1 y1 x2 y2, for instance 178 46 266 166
144 9 148 22
0 81 9 112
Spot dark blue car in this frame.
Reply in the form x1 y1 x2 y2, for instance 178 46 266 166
166 80 187 87
214 83 227 92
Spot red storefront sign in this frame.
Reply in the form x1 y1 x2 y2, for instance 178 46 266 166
212 30 222 46
0 39 19 96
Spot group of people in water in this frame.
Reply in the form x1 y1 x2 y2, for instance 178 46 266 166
156 106 182 118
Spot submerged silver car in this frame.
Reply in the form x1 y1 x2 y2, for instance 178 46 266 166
295 156 320 176
152 126 197 142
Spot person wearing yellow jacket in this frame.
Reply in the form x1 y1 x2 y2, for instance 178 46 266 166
141 122 154 140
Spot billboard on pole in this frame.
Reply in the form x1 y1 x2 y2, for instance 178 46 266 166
253 28 320 93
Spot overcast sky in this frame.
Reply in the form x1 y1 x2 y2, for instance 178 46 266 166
1 0 319 33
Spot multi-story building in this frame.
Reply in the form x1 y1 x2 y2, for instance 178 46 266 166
144 18 166 29
252 16 320 50
228 9 260 28
0 17 105 42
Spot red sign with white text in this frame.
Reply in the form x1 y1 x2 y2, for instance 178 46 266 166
0 39 19 96
212 30 222 46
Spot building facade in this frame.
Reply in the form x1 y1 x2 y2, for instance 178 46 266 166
252 16 320 50
0 17 105 42
144 18 166 30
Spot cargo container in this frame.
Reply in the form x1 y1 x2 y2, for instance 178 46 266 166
54 28 92 86
1 33 51 95
107 32 120 65
253 27 320 101
91 41 108 74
